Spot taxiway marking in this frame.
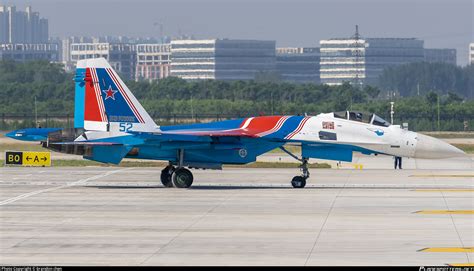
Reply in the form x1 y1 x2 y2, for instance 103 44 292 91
420 247 474 253
410 174 474 178
414 189 474 192
0 168 130 206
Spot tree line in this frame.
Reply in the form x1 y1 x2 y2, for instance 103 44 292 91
378 62 473 99
0 60 472 131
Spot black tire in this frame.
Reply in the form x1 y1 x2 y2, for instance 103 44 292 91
172 168 194 188
161 166 174 187
291 176 306 188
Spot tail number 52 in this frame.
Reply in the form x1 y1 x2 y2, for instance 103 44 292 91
119 122 133 132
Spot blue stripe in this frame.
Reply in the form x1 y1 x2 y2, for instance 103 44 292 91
96 68 139 123
74 68 86 128
263 116 305 139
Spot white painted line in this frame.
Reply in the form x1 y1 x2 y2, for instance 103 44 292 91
0 168 131 206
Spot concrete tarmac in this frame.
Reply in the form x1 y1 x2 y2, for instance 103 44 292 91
0 166 473 266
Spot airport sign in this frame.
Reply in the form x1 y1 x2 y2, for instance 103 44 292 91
5 151 51 167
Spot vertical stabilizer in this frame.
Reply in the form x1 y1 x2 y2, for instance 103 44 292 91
75 58 158 132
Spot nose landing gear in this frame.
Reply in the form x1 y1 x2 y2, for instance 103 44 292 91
279 146 310 189
291 157 309 188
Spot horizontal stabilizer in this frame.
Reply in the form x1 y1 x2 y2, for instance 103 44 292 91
84 145 133 164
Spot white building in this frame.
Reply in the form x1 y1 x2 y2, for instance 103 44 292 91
170 39 276 80
70 43 136 80
320 38 424 86
319 39 366 86
135 43 171 81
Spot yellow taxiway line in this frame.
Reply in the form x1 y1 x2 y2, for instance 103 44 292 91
448 263 474 266
410 175 474 178
415 210 474 215
414 189 474 192
420 247 474 253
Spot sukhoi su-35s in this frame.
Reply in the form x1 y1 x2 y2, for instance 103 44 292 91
6 58 466 188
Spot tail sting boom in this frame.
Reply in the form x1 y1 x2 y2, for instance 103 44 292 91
74 58 158 133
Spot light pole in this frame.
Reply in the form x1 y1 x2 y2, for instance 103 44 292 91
34 96 38 128
390 101 394 125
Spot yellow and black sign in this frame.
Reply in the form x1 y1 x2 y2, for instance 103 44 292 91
5 151 51 167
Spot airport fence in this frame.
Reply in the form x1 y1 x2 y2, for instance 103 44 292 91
0 112 473 132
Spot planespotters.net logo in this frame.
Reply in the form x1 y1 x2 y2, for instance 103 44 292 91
420 266 474 271
1 267 62 271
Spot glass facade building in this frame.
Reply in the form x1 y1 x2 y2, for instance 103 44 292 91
170 39 276 80
0 5 48 44
276 47 320 83
424 48 457 65
320 38 424 86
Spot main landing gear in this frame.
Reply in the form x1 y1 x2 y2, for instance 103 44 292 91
160 149 194 188
161 164 194 188
280 146 310 188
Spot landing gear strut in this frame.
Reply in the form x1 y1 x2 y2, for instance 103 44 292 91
161 149 194 188
280 146 310 188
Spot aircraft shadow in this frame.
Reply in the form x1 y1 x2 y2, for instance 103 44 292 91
87 185 318 190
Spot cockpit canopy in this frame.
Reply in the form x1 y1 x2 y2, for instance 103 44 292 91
333 111 391 127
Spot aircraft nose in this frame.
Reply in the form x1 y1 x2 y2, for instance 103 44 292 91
5 130 18 139
414 133 466 159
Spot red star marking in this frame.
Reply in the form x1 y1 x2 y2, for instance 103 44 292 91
103 86 118 100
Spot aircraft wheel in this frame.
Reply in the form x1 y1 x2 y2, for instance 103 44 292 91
291 176 306 188
172 168 194 188
161 165 174 187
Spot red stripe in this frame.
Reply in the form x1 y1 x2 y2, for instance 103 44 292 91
257 116 288 136
106 68 144 123
83 68 102 122
91 68 107 122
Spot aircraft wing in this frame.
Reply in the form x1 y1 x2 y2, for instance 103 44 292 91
48 141 123 146
159 129 259 138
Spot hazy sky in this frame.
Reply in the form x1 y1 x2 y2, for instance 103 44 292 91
8 0 474 65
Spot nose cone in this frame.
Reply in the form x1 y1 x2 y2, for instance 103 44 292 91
415 133 466 159
5 130 21 139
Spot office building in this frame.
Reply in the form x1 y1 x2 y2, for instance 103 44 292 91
424 48 457 65
470 43 474 65
135 43 171 81
0 43 58 62
320 37 424 86
0 5 48 44
276 47 320 83
70 43 136 80
170 39 276 80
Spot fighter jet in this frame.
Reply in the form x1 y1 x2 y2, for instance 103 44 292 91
6 58 466 188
